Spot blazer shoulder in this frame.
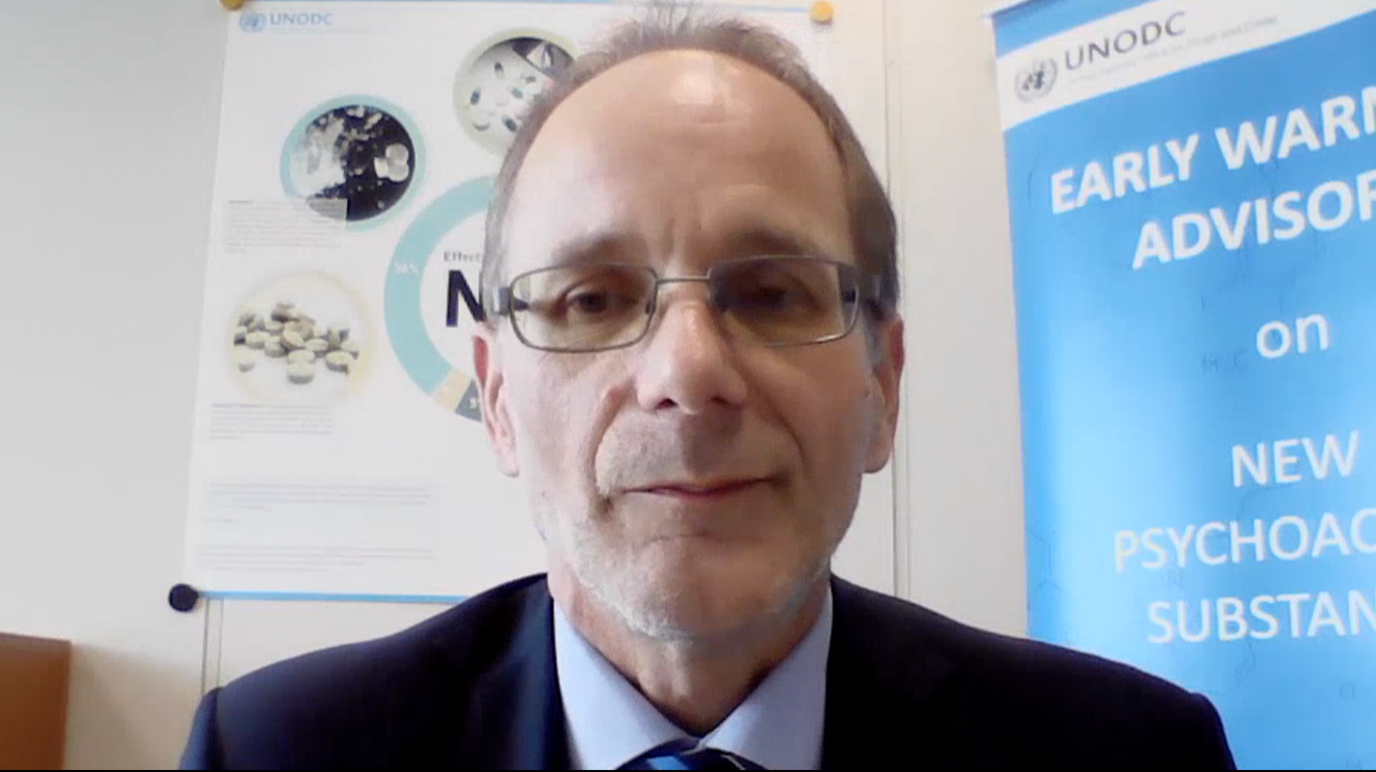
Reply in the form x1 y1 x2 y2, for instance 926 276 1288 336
829 578 1235 767
202 575 552 767
834 576 1192 700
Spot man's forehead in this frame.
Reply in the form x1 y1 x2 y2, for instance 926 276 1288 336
501 49 850 270
540 49 810 140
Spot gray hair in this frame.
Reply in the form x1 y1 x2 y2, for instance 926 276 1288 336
480 4 899 324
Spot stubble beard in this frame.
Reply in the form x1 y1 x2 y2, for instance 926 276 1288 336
548 501 835 646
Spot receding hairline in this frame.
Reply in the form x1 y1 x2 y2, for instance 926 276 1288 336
509 46 849 215
480 9 900 322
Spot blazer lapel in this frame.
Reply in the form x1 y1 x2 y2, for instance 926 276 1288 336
454 578 569 769
821 577 958 766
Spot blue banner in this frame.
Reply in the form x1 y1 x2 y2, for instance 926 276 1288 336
991 1 1376 767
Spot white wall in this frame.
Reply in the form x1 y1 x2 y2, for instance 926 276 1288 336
0 1 227 767
0 0 1026 767
893 1 1028 637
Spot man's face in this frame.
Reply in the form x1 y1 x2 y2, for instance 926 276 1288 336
474 51 902 641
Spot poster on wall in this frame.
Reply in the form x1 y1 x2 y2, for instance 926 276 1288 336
991 0 1376 767
182 0 842 602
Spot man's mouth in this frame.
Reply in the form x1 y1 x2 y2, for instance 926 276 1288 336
631 478 770 500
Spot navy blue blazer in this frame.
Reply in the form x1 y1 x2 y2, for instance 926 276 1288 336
181 574 1235 769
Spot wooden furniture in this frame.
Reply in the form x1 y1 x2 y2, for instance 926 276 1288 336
0 633 72 770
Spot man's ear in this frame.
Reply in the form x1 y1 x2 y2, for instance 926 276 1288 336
473 325 520 477
865 316 905 473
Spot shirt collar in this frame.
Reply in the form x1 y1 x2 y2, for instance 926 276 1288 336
554 590 833 770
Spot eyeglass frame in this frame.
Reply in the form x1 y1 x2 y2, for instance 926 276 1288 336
477 255 885 354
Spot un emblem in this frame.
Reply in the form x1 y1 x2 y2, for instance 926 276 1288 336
1015 57 1058 102
239 12 267 33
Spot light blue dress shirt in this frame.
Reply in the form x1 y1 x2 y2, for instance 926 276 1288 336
553 590 833 770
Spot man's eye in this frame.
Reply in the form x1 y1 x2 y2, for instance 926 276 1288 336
568 291 613 314
562 287 638 318
737 285 797 310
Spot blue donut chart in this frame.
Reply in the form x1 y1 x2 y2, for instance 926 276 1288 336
384 176 493 421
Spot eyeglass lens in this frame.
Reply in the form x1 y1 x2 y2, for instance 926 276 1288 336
508 257 860 351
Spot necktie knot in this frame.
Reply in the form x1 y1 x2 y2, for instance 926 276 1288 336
621 739 766 770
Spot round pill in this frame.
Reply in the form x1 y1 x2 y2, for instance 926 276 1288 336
281 330 305 350
306 338 329 354
287 362 316 384
232 346 256 372
263 320 284 334
324 351 353 373
287 349 315 365
341 339 361 358
264 337 286 358
244 331 270 349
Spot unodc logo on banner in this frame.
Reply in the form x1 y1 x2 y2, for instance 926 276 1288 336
239 12 267 33
1015 58 1057 102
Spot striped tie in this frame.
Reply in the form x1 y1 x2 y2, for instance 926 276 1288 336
621 739 766 770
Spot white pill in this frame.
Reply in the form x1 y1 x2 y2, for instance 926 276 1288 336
232 346 256 372
263 320 284 334
305 338 329 354
324 351 353 373
281 330 305 350
246 315 264 332
287 362 316 384
264 337 286 358
341 339 361 358
244 331 270 349
287 349 315 365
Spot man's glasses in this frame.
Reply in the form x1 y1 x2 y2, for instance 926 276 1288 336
484 255 880 353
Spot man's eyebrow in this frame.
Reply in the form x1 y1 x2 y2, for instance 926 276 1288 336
542 225 836 268
547 232 646 268
720 225 833 259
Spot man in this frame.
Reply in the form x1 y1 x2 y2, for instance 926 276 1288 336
182 9 1236 770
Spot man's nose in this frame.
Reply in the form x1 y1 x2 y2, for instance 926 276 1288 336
633 289 748 415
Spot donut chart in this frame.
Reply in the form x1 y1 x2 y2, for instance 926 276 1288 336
384 176 493 421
